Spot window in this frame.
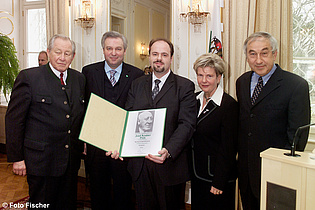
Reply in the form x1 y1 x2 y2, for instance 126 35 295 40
22 0 46 69
292 0 315 125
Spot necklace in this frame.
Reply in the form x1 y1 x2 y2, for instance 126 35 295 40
204 94 211 102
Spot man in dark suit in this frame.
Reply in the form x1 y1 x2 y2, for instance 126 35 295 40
119 38 197 209
82 31 143 210
6 34 85 209
236 31 310 210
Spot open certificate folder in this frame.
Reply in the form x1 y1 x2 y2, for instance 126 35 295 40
79 93 166 157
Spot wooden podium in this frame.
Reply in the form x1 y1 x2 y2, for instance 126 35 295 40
260 148 315 210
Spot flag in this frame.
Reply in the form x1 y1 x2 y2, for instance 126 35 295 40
208 0 223 58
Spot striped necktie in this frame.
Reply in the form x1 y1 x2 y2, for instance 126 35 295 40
109 70 117 86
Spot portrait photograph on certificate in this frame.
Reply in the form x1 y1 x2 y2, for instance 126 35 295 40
79 93 166 157
120 108 166 157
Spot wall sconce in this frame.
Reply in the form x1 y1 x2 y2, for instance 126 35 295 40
140 42 149 60
180 0 210 33
75 0 95 29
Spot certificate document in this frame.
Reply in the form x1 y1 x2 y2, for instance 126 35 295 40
79 93 166 157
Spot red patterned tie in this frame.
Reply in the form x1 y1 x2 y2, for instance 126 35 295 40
60 73 65 85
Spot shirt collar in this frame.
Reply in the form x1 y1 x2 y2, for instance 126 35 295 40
197 85 224 107
49 62 67 79
152 70 171 89
104 61 123 74
252 64 277 85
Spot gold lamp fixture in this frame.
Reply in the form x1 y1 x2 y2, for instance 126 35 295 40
75 0 95 29
140 42 149 60
180 0 210 33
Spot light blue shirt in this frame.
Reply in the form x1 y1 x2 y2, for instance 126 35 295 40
250 64 277 97
104 61 122 82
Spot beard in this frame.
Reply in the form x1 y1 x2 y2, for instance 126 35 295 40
152 62 165 73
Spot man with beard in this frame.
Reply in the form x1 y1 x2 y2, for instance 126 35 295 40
109 38 197 209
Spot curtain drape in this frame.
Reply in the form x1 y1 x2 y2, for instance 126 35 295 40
46 0 70 40
223 0 292 99
255 0 293 72
222 0 256 98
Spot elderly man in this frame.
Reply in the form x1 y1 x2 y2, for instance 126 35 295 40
6 34 85 209
136 111 154 133
236 31 310 209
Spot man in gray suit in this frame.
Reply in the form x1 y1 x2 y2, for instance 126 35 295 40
6 34 85 209
236 31 310 210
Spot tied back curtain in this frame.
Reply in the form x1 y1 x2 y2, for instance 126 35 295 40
255 0 293 72
46 0 70 40
222 0 292 99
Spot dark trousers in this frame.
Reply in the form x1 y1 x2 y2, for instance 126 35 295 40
88 147 132 210
239 181 260 210
191 177 235 210
134 159 185 210
27 167 78 210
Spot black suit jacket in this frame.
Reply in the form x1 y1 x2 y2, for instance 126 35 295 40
125 71 197 186
82 61 144 166
6 64 86 176
191 92 238 190
236 64 310 199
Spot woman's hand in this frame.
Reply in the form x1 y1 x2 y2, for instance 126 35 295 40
210 186 223 195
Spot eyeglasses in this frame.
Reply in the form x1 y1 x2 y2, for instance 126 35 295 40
247 50 274 59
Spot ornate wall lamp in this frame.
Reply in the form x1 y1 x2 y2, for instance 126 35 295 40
140 42 149 60
75 0 95 29
180 0 210 33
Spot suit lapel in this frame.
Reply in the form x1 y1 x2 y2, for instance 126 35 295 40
94 61 106 98
242 72 253 108
153 71 175 103
145 75 154 106
252 66 282 107
197 100 217 125
117 62 130 100
64 69 72 106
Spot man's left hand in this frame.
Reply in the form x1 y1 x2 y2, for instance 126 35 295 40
146 148 170 164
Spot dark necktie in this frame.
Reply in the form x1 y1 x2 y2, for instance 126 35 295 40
60 73 65 85
251 76 263 105
152 79 161 100
109 70 117 86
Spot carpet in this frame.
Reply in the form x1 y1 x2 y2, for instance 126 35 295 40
1 196 29 210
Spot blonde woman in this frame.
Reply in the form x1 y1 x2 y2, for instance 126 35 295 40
190 53 238 209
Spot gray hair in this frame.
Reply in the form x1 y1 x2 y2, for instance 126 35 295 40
193 53 226 76
243 31 278 55
101 31 128 50
47 34 76 56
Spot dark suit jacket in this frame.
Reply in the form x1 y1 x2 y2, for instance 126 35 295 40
82 61 144 167
191 92 238 190
125 71 197 186
236 64 310 199
6 64 86 176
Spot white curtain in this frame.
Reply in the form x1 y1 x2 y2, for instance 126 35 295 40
46 0 70 40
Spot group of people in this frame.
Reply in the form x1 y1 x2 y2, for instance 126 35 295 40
5 30 310 210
